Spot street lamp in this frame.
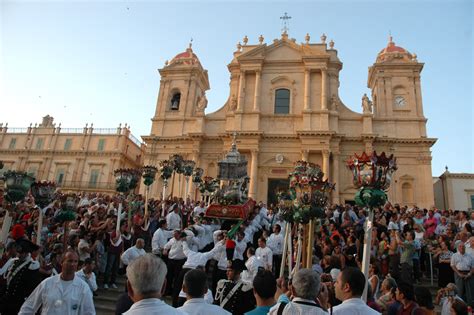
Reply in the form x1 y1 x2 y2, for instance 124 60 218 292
142 165 158 225
346 151 397 301
30 181 56 245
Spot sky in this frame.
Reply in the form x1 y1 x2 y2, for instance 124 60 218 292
0 0 472 176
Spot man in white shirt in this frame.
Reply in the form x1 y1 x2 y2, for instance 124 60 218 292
233 231 247 261
193 201 206 217
269 268 328 315
256 237 273 270
267 224 284 275
166 204 182 230
121 238 146 266
333 267 380 315
450 242 474 304
151 219 173 255
164 230 187 298
123 254 186 315
178 269 231 315
78 233 92 263
76 258 98 295
19 251 95 315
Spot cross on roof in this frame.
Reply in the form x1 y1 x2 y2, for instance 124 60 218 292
280 12 291 34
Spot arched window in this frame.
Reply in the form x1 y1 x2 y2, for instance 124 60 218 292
274 89 290 114
170 92 181 110
402 182 414 205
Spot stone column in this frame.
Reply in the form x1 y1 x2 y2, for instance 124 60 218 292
249 150 259 200
414 76 424 117
304 69 310 111
237 71 246 112
253 70 261 111
332 152 340 204
321 69 328 110
301 150 309 161
322 150 330 180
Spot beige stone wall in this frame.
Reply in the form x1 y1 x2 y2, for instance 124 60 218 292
434 172 474 210
0 120 144 193
143 34 436 208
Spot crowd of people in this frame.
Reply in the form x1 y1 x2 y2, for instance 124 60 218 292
0 190 474 315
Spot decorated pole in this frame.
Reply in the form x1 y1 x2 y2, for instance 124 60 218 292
279 222 290 278
56 193 78 249
142 165 157 226
127 170 141 232
346 151 397 302
192 167 203 202
278 161 335 276
159 160 173 217
1 171 35 245
182 160 195 200
169 154 184 198
114 168 136 233
30 181 56 245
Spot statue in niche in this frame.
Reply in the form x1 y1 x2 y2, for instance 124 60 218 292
170 93 181 110
196 92 208 111
229 94 237 111
362 93 373 113
330 95 338 111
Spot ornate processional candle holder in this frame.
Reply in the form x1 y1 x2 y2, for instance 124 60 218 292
346 151 397 301
30 181 56 245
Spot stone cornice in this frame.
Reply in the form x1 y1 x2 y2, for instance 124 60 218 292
440 173 474 180
296 130 335 137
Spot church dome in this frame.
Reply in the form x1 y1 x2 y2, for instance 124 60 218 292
376 36 414 63
169 44 201 66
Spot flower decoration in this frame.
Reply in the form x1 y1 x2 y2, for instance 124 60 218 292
182 160 196 177
30 181 56 208
3 171 35 203
278 161 335 224
142 165 158 186
159 160 173 181
192 167 204 184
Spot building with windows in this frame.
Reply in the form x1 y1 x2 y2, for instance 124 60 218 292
0 115 144 193
433 169 474 211
142 32 436 208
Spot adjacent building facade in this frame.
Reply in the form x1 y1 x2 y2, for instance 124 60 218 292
0 116 144 193
433 169 474 211
142 32 436 208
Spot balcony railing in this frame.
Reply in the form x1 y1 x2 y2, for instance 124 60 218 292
128 134 142 147
56 181 116 191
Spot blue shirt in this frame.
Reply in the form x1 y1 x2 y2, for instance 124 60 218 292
245 304 275 315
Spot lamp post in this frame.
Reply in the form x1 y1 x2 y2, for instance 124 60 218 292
1 171 35 245
142 165 157 226
182 160 195 200
30 181 56 245
159 160 173 217
346 151 397 301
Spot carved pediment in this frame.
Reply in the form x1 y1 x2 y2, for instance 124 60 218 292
237 40 303 62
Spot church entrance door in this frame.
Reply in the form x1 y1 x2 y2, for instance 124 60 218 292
267 178 290 208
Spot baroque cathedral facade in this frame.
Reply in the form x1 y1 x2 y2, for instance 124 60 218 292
142 32 436 208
